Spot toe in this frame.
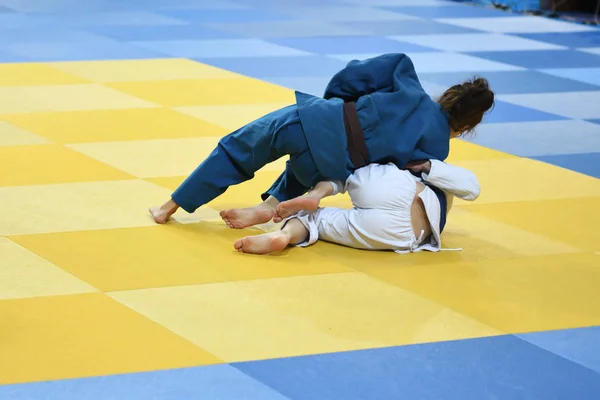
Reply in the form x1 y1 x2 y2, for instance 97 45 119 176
234 239 244 251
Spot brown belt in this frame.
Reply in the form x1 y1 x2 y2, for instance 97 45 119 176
343 102 369 169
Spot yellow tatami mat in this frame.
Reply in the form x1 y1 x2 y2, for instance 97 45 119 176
1 58 598 386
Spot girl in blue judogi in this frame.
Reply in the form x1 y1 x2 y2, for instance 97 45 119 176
149 53 494 227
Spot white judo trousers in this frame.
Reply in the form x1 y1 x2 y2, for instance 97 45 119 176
286 160 480 253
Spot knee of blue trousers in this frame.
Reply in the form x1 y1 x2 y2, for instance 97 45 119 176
261 166 308 202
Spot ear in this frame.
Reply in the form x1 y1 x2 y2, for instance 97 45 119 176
450 129 462 139
452 126 469 138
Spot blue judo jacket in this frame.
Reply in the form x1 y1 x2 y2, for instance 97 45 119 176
295 53 451 182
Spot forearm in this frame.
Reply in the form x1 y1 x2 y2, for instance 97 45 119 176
422 160 481 201
307 181 340 200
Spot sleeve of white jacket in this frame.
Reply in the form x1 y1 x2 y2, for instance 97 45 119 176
421 160 481 201
328 180 347 195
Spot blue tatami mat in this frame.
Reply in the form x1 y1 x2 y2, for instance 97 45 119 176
1 0 600 398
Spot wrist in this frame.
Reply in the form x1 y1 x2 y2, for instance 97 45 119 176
422 161 432 174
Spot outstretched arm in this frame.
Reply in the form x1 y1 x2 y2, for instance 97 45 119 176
406 160 480 201
323 53 420 101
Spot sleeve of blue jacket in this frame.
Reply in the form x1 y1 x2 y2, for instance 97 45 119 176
323 53 420 101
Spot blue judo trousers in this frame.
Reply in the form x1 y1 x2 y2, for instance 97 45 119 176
172 105 323 213
172 53 452 214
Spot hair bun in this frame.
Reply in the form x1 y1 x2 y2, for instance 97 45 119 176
437 75 495 135
463 77 494 112
472 77 489 90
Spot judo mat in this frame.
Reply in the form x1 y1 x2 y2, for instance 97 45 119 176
1 0 599 398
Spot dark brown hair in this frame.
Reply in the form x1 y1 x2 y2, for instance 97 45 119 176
438 77 494 136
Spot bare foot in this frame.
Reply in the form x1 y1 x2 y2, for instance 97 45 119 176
234 231 290 254
220 203 275 229
274 197 320 223
149 199 179 224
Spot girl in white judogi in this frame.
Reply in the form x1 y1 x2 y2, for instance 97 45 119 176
233 159 480 255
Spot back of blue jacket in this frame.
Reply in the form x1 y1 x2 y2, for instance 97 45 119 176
296 53 450 181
